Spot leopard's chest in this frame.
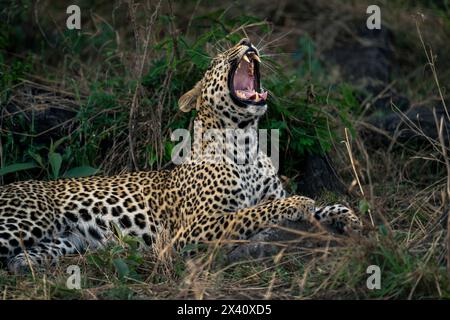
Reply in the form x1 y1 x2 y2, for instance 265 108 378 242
232 152 280 204
172 148 284 217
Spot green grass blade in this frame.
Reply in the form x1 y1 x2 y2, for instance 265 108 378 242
0 162 39 176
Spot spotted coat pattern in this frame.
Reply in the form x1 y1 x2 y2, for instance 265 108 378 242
0 39 362 273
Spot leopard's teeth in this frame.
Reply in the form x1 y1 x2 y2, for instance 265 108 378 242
253 54 261 63
243 55 250 63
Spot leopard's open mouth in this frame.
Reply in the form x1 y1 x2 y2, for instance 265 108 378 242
229 49 267 106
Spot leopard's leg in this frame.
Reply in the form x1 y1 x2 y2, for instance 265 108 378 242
177 195 361 250
252 172 361 234
177 195 316 249
6 238 80 273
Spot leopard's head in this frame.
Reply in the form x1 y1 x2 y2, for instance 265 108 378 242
179 38 267 129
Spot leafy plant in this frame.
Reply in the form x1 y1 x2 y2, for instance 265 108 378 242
86 234 145 283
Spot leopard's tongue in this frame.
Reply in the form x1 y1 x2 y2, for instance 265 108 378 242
233 61 267 102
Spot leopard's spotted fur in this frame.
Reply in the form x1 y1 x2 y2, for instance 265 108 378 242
0 39 362 273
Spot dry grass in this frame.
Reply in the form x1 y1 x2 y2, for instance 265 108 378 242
1 0 450 300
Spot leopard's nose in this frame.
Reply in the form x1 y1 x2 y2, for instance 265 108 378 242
238 38 252 47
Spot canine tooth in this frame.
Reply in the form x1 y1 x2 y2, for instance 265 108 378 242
253 54 261 63
260 91 268 100
243 55 250 63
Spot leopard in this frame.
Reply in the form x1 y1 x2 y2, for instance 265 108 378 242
0 38 362 273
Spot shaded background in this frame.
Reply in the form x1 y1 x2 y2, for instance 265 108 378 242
0 0 450 299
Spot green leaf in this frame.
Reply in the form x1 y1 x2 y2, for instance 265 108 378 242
87 254 105 268
379 225 389 237
0 162 39 176
358 199 370 214
63 166 99 178
110 245 126 256
123 236 144 250
51 137 67 152
28 151 44 168
48 152 62 179
110 222 123 240
113 258 130 280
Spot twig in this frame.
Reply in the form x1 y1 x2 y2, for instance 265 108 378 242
448 208 450 281
127 0 162 170
342 128 375 227
416 18 449 122
435 113 450 280
416 16 450 281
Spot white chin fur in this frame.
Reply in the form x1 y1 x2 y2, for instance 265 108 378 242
245 103 267 116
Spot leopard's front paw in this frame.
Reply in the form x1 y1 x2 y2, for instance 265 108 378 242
315 204 363 234
336 208 363 234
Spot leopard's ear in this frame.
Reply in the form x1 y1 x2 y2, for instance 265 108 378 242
178 81 202 112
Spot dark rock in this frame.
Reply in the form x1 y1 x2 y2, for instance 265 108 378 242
324 21 394 86
366 104 450 144
324 20 409 113
296 153 346 198
361 84 410 113
227 218 343 262
322 19 450 148
227 220 313 262
3 81 78 142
